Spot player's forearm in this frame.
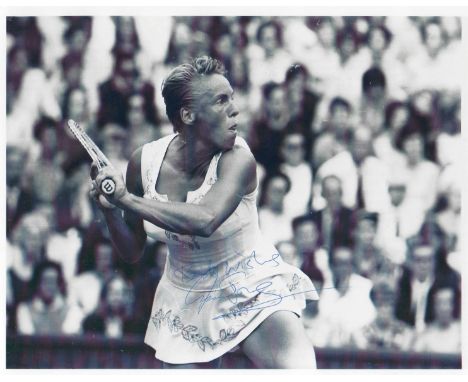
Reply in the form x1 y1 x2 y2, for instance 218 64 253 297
117 193 216 237
101 208 145 263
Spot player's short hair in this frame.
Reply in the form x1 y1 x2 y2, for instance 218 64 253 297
162 56 226 132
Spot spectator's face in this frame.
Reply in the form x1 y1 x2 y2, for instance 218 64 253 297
68 89 87 119
117 17 135 41
192 74 239 151
294 221 318 253
265 177 288 210
434 288 455 325
375 300 395 323
266 87 286 118
22 224 44 260
68 29 87 53
389 184 406 207
40 126 58 152
38 268 60 302
95 244 114 274
127 95 146 126
281 133 305 166
411 246 435 281
351 128 372 164
425 23 443 53
330 104 349 130
357 219 377 246
106 278 127 311
369 28 387 52
440 17 461 40
389 106 409 132
6 148 25 186
340 36 356 59
317 21 335 48
64 64 82 87
260 25 279 53
322 176 343 208
332 248 354 279
9 48 28 75
277 241 298 266
402 134 424 165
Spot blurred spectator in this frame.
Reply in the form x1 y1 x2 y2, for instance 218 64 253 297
316 246 376 347
412 287 461 354
353 212 398 282
279 132 312 219
284 63 320 145
16 260 83 335
311 97 352 170
7 213 50 312
111 16 140 57
6 145 33 239
359 67 387 135
133 241 168 325
351 279 414 351
82 274 140 339
125 94 160 158
258 172 293 245
68 239 117 315
250 82 290 172
101 123 130 176
395 242 460 332
313 126 391 213
397 130 440 212
97 52 157 128
291 216 326 285
6 17 43 69
311 175 355 250
249 19 293 107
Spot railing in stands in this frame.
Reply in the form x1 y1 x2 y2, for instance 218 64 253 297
6 334 461 369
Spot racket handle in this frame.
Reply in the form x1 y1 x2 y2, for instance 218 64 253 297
101 178 116 195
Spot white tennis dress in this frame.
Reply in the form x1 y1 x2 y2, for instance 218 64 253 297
142 134 319 364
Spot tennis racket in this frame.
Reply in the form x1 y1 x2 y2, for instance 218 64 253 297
67 119 116 196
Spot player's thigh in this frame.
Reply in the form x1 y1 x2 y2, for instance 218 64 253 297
240 310 316 369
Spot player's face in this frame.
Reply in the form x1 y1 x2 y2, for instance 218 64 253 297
192 74 239 150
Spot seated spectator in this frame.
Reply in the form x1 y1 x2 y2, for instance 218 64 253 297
82 274 140 339
395 241 461 332
291 216 327 285
412 287 461 354
351 279 414 351
133 241 167 327
312 97 352 170
396 130 440 212
258 172 293 245
316 246 376 347
100 123 129 176
6 145 33 239
359 67 387 135
279 132 312 219
249 82 291 172
311 175 355 250
68 239 117 315
353 212 398 282
16 260 83 335
125 93 160 158
313 126 391 213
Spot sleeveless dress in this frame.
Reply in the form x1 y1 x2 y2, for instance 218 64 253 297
142 134 319 364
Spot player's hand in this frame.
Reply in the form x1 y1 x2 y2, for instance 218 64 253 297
90 181 116 209
94 166 129 205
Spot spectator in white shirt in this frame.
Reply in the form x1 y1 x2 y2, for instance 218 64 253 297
258 172 293 245
313 126 391 213
279 132 313 219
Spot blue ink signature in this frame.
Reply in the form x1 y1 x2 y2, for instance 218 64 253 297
182 251 281 314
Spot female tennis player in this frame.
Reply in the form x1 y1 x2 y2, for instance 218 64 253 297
90 56 318 368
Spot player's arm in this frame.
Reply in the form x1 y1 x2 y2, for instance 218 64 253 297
93 148 147 263
95 146 257 237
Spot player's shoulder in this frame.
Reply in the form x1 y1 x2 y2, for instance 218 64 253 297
221 136 255 164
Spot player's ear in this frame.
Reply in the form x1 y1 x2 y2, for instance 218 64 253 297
180 107 195 125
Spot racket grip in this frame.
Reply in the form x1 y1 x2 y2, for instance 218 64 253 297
101 178 116 195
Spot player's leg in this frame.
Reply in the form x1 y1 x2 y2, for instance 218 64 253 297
240 310 316 369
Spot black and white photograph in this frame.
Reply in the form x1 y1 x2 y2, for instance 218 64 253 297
3 2 465 372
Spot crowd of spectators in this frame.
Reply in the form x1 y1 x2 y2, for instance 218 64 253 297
6 15 461 356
